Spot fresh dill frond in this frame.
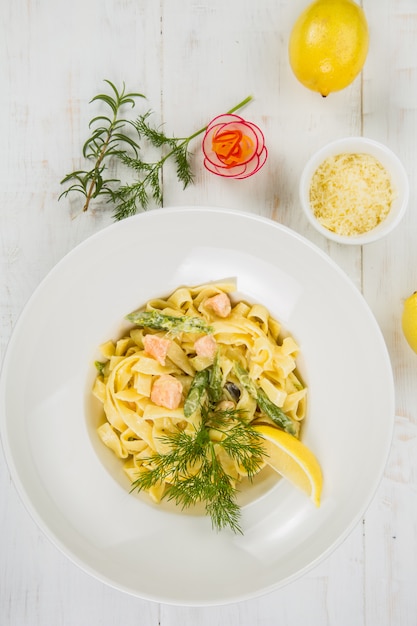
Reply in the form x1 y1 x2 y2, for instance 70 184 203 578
205 459 242 535
173 144 194 189
132 110 176 148
130 400 264 534
218 424 265 477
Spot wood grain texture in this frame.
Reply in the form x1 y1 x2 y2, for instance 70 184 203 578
360 3 417 624
1 0 417 624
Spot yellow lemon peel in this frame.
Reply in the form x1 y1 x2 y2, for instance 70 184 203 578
254 424 323 506
288 0 369 97
402 291 417 353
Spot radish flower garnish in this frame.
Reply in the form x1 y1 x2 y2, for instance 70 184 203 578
202 114 267 179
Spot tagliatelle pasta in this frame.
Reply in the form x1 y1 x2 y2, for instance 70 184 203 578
92 281 307 506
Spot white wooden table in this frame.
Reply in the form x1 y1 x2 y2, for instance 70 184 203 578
1 1 417 623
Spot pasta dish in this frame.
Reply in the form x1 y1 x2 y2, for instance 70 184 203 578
92 281 309 532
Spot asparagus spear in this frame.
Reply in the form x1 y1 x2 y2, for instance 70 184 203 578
126 310 213 334
184 369 210 417
234 363 296 435
208 351 223 403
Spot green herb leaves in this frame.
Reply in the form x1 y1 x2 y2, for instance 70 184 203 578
131 367 265 535
60 80 253 220
128 351 297 533
132 407 265 535
59 80 144 214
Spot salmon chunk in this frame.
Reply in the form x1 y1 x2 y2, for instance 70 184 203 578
194 334 217 359
143 334 171 366
151 374 183 409
205 292 231 318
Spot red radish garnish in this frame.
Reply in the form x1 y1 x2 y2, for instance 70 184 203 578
202 113 267 179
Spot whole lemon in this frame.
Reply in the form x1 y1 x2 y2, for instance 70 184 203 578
402 291 417 354
288 0 369 97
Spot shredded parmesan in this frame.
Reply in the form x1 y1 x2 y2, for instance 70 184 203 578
309 153 396 236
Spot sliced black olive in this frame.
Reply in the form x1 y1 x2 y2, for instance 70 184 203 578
224 382 241 402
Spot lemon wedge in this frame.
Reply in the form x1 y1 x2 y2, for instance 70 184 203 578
402 291 417 353
254 424 322 506
288 0 369 97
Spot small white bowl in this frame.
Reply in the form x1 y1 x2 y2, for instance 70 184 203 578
300 137 409 245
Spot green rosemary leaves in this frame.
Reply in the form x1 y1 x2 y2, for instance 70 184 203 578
59 80 144 216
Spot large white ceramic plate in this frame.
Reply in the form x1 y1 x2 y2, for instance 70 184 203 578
0 207 395 606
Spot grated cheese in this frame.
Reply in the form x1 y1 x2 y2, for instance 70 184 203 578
309 153 396 236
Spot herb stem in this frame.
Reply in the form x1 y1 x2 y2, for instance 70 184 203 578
152 94 253 166
182 95 253 142
83 127 113 211
131 94 253 200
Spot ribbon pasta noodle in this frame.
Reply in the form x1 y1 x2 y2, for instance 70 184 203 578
92 282 307 507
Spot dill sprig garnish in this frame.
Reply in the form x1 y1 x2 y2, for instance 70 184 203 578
59 79 253 220
130 404 265 535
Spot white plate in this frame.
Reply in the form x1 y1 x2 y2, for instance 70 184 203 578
0 207 395 606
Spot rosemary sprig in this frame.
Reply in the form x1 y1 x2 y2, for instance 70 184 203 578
131 404 265 534
59 80 253 220
59 80 145 212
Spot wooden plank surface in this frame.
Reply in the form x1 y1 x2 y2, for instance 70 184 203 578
1 1 416 624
